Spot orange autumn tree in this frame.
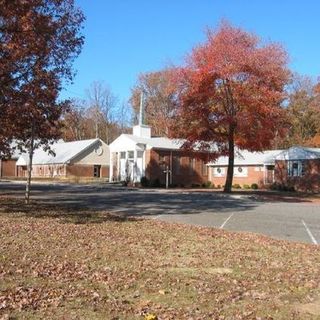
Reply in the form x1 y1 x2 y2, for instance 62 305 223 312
170 22 291 192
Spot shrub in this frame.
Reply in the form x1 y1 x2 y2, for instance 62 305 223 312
269 183 295 192
201 181 212 188
232 184 241 189
269 182 278 190
140 176 149 187
191 183 201 188
121 180 128 187
251 183 258 190
151 178 161 188
243 184 250 189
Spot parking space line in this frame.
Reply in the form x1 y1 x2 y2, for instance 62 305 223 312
301 220 318 245
220 213 234 229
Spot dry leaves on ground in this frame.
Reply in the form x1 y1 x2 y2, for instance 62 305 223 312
0 197 320 319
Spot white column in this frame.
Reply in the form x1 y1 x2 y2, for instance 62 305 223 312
133 150 137 182
117 152 120 181
109 151 113 182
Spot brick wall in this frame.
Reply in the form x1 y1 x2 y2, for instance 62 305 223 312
17 164 109 179
145 149 209 186
275 159 320 192
209 165 265 187
66 164 109 178
0 159 17 177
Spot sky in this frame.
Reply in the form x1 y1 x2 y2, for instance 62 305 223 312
60 0 320 103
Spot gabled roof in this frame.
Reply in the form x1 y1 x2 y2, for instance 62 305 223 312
16 139 101 166
271 146 320 162
122 134 184 150
209 149 283 166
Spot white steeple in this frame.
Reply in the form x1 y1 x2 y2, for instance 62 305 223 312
133 91 151 138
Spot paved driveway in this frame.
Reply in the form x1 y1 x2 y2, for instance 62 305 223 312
0 181 319 245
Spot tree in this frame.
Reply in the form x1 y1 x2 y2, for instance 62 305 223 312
62 84 130 143
86 81 117 143
170 22 290 192
279 75 320 147
62 99 87 141
130 69 177 136
0 0 84 203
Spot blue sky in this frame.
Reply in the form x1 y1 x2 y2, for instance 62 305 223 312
60 0 320 103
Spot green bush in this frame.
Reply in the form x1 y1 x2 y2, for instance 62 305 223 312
201 181 212 188
243 184 250 189
191 183 201 188
251 183 258 190
140 176 149 187
232 184 241 189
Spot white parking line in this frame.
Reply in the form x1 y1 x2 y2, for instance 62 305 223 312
301 220 318 245
220 213 234 229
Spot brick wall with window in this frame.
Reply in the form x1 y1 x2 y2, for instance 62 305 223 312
275 159 320 192
210 165 265 187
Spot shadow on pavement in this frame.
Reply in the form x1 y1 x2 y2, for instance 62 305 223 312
0 182 260 218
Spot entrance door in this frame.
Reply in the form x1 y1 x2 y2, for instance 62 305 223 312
94 165 101 178
265 165 274 184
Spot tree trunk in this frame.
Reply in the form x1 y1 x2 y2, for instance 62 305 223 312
25 123 35 204
224 126 235 193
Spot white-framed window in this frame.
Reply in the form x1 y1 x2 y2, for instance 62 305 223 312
137 151 144 158
128 151 134 159
287 160 306 177
213 167 225 177
120 152 126 159
234 166 248 177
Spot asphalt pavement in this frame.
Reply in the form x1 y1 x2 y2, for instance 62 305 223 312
0 181 319 245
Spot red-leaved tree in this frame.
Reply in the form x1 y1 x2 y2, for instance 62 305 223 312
170 22 291 192
0 0 84 203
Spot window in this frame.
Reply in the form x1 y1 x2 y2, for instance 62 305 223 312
137 151 144 158
95 146 103 156
287 160 305 177
213 167 225 177
128 151 134 159
120 152 126 159
94 165 101 178
234 166 248 177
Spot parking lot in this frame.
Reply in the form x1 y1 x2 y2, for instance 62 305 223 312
0 181 319 245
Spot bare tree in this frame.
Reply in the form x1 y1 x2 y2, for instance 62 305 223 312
86 81 117 143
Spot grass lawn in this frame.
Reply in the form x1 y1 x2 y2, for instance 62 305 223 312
1 197 320 319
